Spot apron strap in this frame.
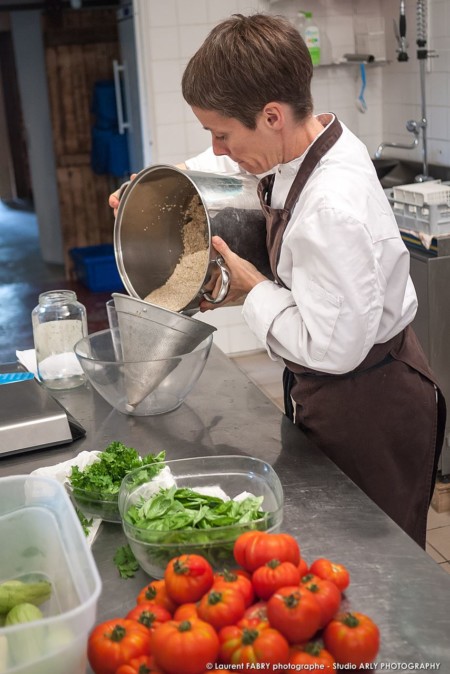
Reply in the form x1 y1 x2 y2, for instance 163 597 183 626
283 367 295 421
283 114 343 214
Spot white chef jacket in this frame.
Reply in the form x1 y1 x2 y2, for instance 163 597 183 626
186 116 417 375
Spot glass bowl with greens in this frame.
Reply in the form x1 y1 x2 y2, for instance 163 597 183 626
118 455 284 578
65 442 166 523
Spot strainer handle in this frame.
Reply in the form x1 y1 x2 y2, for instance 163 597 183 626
203 255 230 304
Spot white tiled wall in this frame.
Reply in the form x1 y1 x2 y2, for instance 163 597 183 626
133 0 450 354
380 0 450 167
135 0 386 166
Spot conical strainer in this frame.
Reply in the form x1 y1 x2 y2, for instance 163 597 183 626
112 293 216 410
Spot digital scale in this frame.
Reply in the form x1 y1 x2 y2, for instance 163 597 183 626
0 363 84 457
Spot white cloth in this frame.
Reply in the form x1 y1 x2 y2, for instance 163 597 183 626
31 451 102 546
185 116 417 374
16 349 83 379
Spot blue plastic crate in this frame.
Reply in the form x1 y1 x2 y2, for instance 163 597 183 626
70 244 125 292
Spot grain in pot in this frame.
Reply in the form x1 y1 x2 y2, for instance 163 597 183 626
144 195 209 312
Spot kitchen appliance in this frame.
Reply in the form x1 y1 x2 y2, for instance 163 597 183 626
115 3 145 173
0 363 82 456
114 165 272 314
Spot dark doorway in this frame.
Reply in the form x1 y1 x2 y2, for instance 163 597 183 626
0 29 33 202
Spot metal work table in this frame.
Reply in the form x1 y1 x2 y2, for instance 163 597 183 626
1 345 450 671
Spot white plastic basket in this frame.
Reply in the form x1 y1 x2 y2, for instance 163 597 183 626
393 181 450 207
386 187 450 237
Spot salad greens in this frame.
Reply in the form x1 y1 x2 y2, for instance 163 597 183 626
125 486 265 530
75 507 93 536
123 486 268 570
69 442 165 497
113 544 139 579
67 442 165 521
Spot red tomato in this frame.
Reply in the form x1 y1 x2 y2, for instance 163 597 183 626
234 532 300 572
289 642 335 671
298 556 309 577
309 558 350 592
126 602 172 632
243 600 268 622
173 602 199 621
87 619 151 674
197 587 246 630
151 619 220 674
115 655 163 674
213 569 254 607
164 554 214 604
252 559 301 600
267 586 321 643
300 576 341 628
136 579 177 614
233 531 264 568
219 620 290 670
237 617 271 631
323 612 380 666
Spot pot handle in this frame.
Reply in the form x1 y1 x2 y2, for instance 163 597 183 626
202 255 230 304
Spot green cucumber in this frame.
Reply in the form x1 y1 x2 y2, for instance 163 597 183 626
0 580 51 613
5 602 45 667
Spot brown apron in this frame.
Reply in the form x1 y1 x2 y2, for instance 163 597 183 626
257 114 446 548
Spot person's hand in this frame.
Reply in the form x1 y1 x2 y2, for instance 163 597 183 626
199 236 268 312
108 173 137 217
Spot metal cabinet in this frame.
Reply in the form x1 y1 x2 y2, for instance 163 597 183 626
409 248 450 475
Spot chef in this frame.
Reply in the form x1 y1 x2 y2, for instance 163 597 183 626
110 13 445 548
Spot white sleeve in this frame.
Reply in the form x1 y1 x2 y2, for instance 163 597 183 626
242 204 398 374
185 147 242 175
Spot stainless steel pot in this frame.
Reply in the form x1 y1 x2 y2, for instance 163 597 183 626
114 165 271 313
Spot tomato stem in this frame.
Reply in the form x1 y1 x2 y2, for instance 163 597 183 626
342 612 360 628
266 559 281 569
145 587 157 601
178 620 193 632
207 591 223 605
306 582 320 593
283 592 299 609
301 573 315 583
138 611 156 628
173 559 189 576
303 641 323 656
241 628 259 645
109 625 126 642
220 569 237 582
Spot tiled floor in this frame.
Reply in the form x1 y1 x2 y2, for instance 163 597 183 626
231 350 450 575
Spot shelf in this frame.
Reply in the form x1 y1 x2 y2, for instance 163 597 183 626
315 59 389 68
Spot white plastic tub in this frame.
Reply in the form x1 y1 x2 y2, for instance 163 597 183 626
0 475 102 674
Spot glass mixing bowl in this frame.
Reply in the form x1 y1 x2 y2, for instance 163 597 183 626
118 455 284 578
74 328 213 416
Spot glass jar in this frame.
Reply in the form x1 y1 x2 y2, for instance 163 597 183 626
31 290 88 389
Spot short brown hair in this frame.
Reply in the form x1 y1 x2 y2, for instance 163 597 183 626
182 13 313 129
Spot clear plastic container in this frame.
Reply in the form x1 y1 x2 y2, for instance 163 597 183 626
0 475 102 674
118 455 284 578
32 290 88 390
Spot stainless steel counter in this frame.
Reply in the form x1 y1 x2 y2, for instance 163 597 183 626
1 345 450 671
